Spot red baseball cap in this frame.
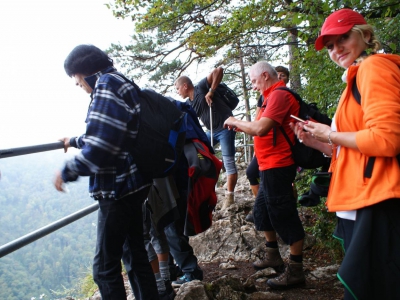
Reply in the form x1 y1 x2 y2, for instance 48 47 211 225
315 9 367 51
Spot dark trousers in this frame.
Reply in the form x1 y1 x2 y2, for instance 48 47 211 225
93 187 159 300
254 165 305 245
164 221 202 279
163 173 203 280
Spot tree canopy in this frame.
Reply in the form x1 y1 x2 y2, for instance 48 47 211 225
107 0 400 120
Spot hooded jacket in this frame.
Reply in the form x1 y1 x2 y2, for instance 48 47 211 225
327 54 400 212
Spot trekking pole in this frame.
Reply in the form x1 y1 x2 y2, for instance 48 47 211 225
209 104 213 147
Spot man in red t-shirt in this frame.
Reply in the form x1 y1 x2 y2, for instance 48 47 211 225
224 61 305 289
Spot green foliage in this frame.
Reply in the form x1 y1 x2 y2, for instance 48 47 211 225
80 268 98 297
295 169 343 261
0 151 97 299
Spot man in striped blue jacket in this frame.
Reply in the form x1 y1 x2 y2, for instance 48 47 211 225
54 44 159 300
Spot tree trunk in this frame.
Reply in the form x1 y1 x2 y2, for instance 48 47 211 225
288 26 301 91
238 44 254 161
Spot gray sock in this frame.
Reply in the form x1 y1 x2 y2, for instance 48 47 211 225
155 272 166 293
159 260 170 281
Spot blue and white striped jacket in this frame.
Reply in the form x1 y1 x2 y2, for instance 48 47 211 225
61 67 151 200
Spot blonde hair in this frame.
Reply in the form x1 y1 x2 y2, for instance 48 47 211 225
352 24 382 53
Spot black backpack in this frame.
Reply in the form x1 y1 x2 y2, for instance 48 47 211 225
131 88 187 179
274 87 332 169
213 83 240 110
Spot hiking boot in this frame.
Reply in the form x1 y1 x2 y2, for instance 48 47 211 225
164 280 175 296
245 211 254 223
159 280 176 300
222 192 235 210
253 247 284 273
159 288 176 300
266 259 305 289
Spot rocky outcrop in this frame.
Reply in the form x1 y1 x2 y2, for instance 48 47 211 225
175 277 284 300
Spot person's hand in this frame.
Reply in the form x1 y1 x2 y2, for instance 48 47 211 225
205 91 214 106
54 171 66 192
290 121 312 146
224 116 237 131
59 137 71 153
303 121 332 143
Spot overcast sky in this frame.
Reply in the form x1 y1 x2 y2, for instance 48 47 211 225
0 0 134 148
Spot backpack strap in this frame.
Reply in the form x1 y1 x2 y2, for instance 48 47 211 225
275 87 303 104
352 76 361 105
272 87 300 147
279 126 294 148
352 78 375 178
352 77 400 177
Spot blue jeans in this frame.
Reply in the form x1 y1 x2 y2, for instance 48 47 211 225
93 187 159 300
206 128 236 156
164 221 203 280
206 128 237 175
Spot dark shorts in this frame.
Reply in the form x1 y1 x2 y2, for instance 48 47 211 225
246 156 260 186
253 165 305 245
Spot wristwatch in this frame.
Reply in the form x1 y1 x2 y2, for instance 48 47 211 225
209 88 215 93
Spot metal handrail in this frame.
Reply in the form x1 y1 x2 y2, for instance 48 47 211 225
0 140 252 259
0 203 99 258
0 142 99 258
0 141 64 159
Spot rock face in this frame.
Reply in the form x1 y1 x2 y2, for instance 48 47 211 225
190 197 266 263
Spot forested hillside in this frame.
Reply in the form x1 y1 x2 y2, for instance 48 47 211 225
0 149 97 300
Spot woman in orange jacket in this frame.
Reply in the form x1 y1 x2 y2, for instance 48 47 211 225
293 9 400 300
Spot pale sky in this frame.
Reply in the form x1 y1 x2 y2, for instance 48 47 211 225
0 0 134 148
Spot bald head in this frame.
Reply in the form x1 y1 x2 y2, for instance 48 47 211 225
175 75 195 100
175 76 193 88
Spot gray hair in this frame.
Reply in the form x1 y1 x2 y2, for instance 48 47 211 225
249 61 278 78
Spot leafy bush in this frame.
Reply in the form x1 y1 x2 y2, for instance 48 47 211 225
295 169 343 262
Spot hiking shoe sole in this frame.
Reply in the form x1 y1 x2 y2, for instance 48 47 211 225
266 279 306 290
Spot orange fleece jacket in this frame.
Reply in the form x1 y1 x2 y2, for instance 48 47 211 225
327 54 400 212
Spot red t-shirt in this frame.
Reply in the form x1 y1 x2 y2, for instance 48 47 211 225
254 82 300 171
